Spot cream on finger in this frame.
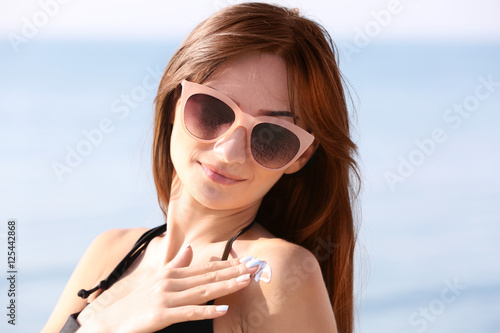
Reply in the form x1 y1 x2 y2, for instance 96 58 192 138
238 256 254 264
252 260 271 283
245 258 261 268
241 258 272 283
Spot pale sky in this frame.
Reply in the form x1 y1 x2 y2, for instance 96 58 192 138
1 0 500 41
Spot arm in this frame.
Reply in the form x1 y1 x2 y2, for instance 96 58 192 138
241 243 338 332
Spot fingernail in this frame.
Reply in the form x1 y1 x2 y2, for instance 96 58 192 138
216 305 229 312
239 256 254 264
236 274 250 282
245 258 261 268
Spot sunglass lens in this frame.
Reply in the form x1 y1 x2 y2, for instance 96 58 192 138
185 94 235 139
251 123 300 169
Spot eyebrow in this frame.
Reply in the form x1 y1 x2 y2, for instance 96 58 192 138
205 84 295 119
258 110 295 118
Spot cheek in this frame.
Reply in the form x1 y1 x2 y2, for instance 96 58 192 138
170 121 185 168
251 170 284 198
170 115 199 175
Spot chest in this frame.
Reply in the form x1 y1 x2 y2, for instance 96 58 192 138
77 260 147 325
77 246 250 332
78 277 248 332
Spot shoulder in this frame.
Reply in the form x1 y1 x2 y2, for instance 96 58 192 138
248 237 325 296
242 224 324 288
89 227 150 275
41 226 151 333
73 227 151 288
239 237 338 332
250 237 320 279
244 224 324 286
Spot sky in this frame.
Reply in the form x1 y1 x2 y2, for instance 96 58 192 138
1 0 500 42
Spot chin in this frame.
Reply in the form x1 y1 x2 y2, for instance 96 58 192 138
192 185 260 211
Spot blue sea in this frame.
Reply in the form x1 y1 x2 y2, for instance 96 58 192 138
1 39 499 332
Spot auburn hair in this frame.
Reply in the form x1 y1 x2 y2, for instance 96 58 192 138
152 3 360 332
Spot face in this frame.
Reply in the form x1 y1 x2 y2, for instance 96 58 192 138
170 52 309 210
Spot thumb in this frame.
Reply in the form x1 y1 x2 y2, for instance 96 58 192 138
167 244 193 268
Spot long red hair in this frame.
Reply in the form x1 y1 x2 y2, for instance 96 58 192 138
152 3 360 332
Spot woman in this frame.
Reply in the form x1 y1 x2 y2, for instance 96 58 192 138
43 3 360 332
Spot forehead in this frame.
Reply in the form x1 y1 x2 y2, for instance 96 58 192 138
202 52 290 115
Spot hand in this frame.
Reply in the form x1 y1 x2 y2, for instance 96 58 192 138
78 245 260 333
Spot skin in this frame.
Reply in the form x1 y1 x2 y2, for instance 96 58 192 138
42 52 337 332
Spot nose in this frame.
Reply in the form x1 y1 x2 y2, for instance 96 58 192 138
213 126 248 165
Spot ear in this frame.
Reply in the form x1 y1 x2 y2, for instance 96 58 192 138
283 139 319 174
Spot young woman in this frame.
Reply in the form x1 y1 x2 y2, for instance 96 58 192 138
43 3 360 332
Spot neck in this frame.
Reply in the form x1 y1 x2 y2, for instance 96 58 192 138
161 185 260 265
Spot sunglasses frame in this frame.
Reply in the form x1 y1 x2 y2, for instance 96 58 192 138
179 80 315 171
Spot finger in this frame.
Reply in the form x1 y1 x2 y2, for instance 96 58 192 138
168 256 254 279
170 259 260 291
164 304 229 326
228 248 237 260
167 244 193 269
170 273 253 306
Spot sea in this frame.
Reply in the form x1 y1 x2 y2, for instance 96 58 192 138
1 38 499 332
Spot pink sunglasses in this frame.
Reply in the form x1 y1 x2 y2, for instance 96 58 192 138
179 80 315 171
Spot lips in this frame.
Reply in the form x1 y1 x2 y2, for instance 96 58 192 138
199 162 245 185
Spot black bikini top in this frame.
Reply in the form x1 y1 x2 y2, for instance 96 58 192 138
61 220 255 333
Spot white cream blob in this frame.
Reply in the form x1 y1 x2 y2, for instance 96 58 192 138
251 260 272 283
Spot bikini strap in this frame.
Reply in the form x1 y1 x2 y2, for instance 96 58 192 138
77 219 256 299
78 224 166 299
207 218 256 306
220 218 256 260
